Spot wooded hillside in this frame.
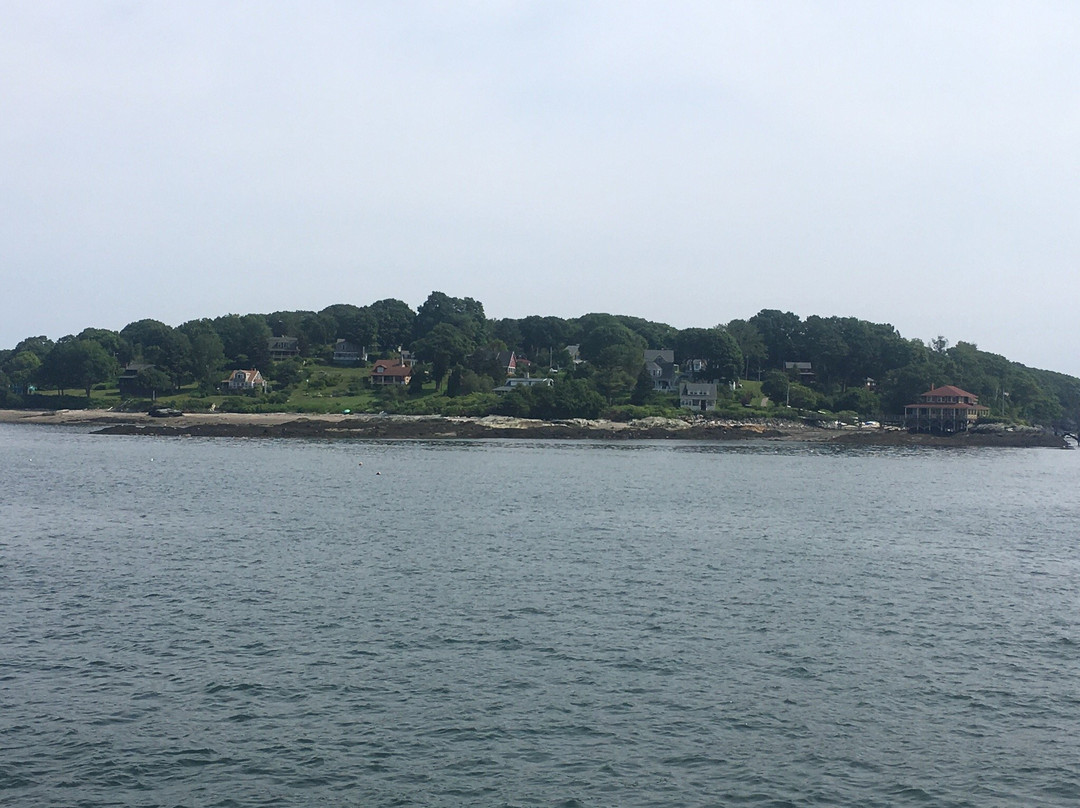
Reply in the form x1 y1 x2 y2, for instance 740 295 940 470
3 292 1077 428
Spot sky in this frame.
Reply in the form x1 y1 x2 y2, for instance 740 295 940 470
3 1 1079 375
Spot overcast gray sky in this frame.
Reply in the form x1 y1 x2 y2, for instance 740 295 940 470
3 1 1078 374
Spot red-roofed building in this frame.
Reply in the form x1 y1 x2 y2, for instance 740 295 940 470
369 359 413 386
904 385 990 432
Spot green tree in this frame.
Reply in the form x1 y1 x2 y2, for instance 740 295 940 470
492 319 524 355
749 309 802 367
414 292 487 344
77 328 132 365
39 338 118 398
800 316 848 386
880 363 939 414
211 314 271 368
761 370 790 403
299 313 337 352
519 315 573 363
134 365 174 399
368 298 416 350
630 365 654 405
120 319 192 386
267 310 311 345
413 322 474 390
179 319 226 389
615 315 678 349
0 367 15 406
831 386 880 417
11 336 53 359
320 303 378 347
408 365 428 396
447 368 494 398
724 319 767 379
497 377 608 419
674 327 742 384
578 314 646 374
786 382 819 410
5 350 41 394
270 356 305 387
594 366 636 404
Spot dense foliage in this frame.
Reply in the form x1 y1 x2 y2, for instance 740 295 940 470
2 294 1078 428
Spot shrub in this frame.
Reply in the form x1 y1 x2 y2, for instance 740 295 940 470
605 404 683 421
175 397 213 412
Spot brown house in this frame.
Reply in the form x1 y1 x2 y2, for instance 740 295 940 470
369 359 412 386
905 385 990 433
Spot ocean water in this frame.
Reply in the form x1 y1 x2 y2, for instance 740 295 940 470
2 424 1079 807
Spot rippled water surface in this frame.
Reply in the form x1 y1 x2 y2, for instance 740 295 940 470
2 424 1080 806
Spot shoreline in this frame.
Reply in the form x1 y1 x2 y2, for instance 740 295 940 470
0 408 1066 447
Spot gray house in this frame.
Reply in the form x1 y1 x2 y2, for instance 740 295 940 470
643 349 679 391
333 339 367 364
268 336 300 361
680 381 718 411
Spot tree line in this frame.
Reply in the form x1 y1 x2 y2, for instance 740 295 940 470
1 292 1078 427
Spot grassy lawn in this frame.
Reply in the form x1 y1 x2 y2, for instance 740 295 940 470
22 362 777 420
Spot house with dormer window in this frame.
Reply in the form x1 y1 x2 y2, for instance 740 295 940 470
369 359 412 386
644 349 679 391
222 369 268 392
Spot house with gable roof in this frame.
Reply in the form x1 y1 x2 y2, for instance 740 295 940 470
222 369 268 392
680 381 718 411
267 336 300 361
904 385 991 432
643 349 679 391
333 339 367 365
369 359 412 386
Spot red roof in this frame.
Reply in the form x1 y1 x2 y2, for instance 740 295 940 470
223 369 263 384
371 360 411 378
922 385 977 398
906 402 987 410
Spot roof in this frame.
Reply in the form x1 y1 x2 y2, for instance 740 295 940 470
371 359 412 377
681 381 717 394
224 369 263 383
906 402 988 410
922 385 978 399
119 362 154 378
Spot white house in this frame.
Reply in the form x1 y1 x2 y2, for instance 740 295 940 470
223 369 268 392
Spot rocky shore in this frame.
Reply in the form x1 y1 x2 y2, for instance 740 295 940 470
0 408 1067 447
